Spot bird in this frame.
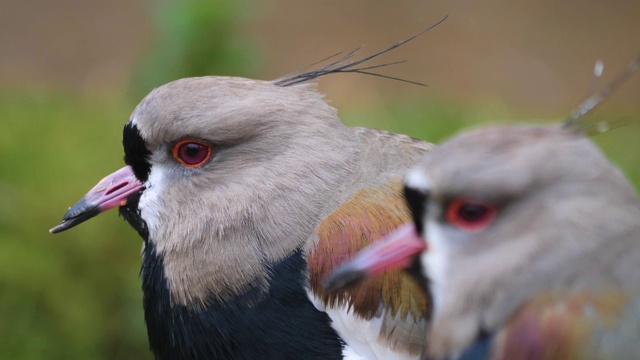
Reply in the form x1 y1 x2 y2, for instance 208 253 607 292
48 21 448 360
325 57 640 359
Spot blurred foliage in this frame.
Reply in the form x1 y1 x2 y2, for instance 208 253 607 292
129 0 259 99
0 93 149 359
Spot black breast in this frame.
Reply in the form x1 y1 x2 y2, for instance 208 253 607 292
141 242 345 360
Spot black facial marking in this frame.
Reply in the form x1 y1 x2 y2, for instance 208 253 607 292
406 257 432 319
118 190 148 241
456 329 493 360
142 244 344 360
123 122 152 182
403 185 428 235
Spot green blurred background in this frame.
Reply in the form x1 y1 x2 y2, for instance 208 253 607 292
1 1 639 358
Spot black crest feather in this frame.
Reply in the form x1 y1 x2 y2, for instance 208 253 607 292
274 15 448 87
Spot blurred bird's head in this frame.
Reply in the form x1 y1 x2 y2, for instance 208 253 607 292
324 55 640 358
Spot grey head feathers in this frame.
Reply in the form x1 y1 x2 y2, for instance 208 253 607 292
130 77 361 307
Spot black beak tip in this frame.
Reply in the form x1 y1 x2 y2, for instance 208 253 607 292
49 200 101 234
49 221 72 234
322 267 367 293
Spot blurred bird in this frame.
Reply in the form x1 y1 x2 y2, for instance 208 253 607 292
325 56 640 359
49 20 448 359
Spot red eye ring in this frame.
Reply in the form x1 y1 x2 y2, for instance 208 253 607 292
445 198 496 232
171 140 212 168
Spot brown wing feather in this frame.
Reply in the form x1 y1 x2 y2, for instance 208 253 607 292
308 177 430 322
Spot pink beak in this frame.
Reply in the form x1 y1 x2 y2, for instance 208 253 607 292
323 223 427 292
50 166 143 234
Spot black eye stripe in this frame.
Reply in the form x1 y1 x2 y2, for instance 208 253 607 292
403 185 428 235
123 122 152 182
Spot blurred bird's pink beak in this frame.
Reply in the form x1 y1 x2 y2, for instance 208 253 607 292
49 166 143 234
323 223 427 292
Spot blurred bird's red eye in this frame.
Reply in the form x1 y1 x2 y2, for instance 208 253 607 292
172 140 212 167
445 199 496 232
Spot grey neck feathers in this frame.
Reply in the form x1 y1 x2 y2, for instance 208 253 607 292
146 125 359 307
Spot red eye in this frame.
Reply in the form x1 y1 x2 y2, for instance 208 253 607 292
445 199 496 232
172 140 212 167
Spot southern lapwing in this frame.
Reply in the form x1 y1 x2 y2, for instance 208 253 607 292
49 23 449 359
325 56 640 359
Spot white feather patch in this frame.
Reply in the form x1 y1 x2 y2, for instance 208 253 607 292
405 169 430 192
307 292 420 360
423 220 449 310
139 164 166 245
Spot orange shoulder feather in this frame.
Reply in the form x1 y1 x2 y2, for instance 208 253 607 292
308 178 430 322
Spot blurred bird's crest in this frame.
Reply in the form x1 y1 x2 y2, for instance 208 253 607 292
274 16 448 87
563 54 640 135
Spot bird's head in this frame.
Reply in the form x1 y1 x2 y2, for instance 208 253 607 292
49 19 451 306
325 124 639 355
51 76 355 306
323 54 640 357
406 124 639 354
